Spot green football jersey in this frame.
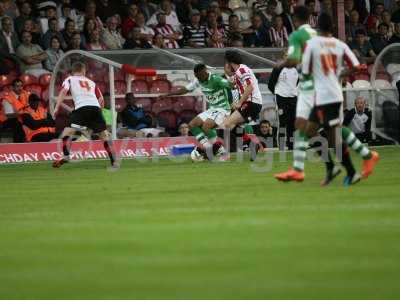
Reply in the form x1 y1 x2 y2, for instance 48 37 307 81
185 73 232 111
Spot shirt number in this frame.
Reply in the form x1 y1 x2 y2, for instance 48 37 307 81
320 54 337 76
79 80 91 92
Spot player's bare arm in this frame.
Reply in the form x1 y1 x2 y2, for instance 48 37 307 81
53 88 68 118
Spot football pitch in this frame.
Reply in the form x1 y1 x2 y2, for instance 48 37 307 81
0 146 399 300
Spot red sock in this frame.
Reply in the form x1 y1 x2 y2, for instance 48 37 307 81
103 141 116 165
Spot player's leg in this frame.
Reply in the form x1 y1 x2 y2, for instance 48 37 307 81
341 126 379 178
52 126 77 168
189 115 210 147
98 129 118 168
222 110 244 130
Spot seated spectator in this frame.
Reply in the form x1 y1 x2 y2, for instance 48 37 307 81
1 0 19 20
306 0 318 28
76 0 103 32
392 0 400 24
344 96 372 143
183 9 207 48
370 23 389 54
219 0 233 25
16 30 49 76
0 16 20 67
365 2 384 34
0 79 29 142
101 16 125 50
389 22 400 44
21 19 41 45
41 17 67 50
82 17 99 46
154 12 182 49
147 0 181 31
58 3 76 30
38 2 58 35
61 18 78 48
101 93 112 132
137 0 157 23
96 0 123 23
344 0 354 26
14 1 34 35
123 27 152 49
206 10 226 48
228 32 244 47
44 36 64 71
349 29 376 64
21 94 56 142
226 14 243 41
346 9 366 42
256 120 277 148
67 31 86 51
379 10 395 38
86 29 108 51
135 12 155 46
268 15 288 47
121 4 139 39
243 14 269 47
208 1 225 27
176 0 196 25
178 122 190 136
117 93 152 139
260 0 277 28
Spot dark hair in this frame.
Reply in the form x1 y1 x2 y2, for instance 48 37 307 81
72 61 86 72
65 18 75 27
12 79 23 87
225 50 242 65
293 6 310 23
268 0 277 7
355 28 366 36
125 92 135 100
378 23 389 30
29 93 41 102
305 0 315 5
50 35 61 46
21 30 32 36
318 13 333 33
194 63 206 73
260 120 271 126
229 14 238 21
48 17 58 23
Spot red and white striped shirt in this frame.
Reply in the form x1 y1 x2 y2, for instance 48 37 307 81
154 24 181 49
206 26 226 48
234 64 262 104
268 26 288 47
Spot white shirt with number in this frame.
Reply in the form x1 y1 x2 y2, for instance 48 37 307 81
61 75 102 110
275 67 299 97
302 36 359 105
234 64 263 105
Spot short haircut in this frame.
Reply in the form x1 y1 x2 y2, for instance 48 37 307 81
72 61 86 73
378 23 388 30
305 0 315 5
293 6 310 23
1 16 12 25
268 0 277 7
225 50 242 64
229 14 238 21
50 35 61 44
125 92 135 100
29 93 41 102
194 63 206 73
318 13 333 33
260 120 271 126
48 17 57 23
12 79 23 86
21 30 31 36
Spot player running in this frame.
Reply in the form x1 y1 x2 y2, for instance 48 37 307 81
162 63 231 159
52 62 118 169
299 14 375 185
274 6 378 184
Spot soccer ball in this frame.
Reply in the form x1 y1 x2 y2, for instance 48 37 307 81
190 148 205 162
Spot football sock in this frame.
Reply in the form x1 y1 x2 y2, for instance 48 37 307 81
190 126 209 147
309 139 335 172
103 140 116 165
206 129 218 144
339 144 356 177
293 130 309 172
62 136 71 158
342 127 372 160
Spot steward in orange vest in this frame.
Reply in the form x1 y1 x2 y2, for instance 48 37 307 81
21 94 56 142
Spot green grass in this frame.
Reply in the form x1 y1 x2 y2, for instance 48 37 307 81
0 146 399 300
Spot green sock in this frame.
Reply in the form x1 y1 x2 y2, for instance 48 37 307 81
293 130 309 172
191 126 209 146
341 127 371 160
206 129 217 144
244 124 254 134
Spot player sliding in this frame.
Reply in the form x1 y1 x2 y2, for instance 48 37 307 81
52 62 118 169
162 63 231 160
274 6 378 184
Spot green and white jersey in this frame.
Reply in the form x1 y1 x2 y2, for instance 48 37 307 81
287 24 317 91
185 73 232 111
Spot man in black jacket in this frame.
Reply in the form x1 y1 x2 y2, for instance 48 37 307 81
344 96 372 143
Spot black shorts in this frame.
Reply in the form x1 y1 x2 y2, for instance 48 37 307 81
309 102 343 128
238 102 262 123
70 106 106 133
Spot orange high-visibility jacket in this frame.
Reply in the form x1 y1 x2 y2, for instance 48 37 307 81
22 106 55 142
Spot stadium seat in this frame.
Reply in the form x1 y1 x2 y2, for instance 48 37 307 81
96 81 108 94
39 73 52 87
374 79 392 89
376 73 391 81
170 85 184 93
41 88 49 102
1 84 13 92
135 98 152 111
173 97 195 113
178 109 197 123
19 74 38 85
152 98 173 114
114 80 127 95
352 80 371 88
157 110 177 130
150 80 171 93
0 74 14 89
131 80 149 93
194 99 204 113
86 70 106 82
353 73 370 81
386 63 400 75
24 84 42 96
